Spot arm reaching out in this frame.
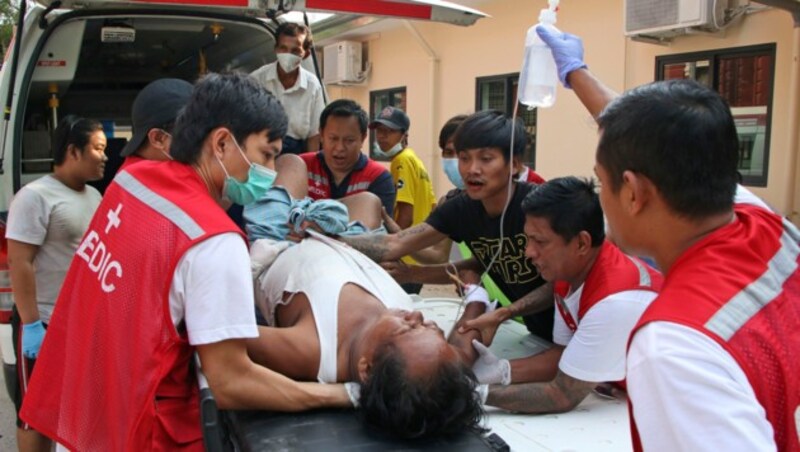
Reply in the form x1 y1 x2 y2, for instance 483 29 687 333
459 281 554 345
447 284 497 364
198 338 351 411
486 369 595 414
339 222 446 263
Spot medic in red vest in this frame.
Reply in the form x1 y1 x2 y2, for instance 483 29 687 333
20 73 351 451
551 49 799 450
466 177 662 414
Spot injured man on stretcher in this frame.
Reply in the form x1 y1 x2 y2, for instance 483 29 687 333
242 155 488 439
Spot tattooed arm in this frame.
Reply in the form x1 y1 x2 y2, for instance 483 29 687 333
338 223 446 262
505 281 555 317
486 369 596 413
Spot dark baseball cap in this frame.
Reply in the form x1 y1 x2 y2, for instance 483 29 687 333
368 106 410 132
120 78 194 157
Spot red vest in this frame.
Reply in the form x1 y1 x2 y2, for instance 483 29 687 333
553 242 662 389
21 161 243 451
628 205 800 451
118 154 145 172
554 241 663 332
521 166 546 185
301 151 388 200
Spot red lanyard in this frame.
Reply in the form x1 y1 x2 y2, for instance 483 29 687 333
554 292 578 332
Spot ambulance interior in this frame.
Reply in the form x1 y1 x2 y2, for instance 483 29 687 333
20 14 277 191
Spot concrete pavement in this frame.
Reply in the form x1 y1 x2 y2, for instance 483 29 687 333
0 363 17 451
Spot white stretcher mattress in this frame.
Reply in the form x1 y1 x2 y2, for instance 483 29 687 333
413 295 632 452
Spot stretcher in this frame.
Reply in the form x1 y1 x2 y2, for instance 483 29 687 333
202 296 632 451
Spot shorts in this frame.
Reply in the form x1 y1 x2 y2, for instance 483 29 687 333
243 186 386 243
243 186 297 242
10 306 46 429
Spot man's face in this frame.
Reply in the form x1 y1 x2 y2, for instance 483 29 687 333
366 309 458 380
457 147 512 201
321 115 365 174
275 33 306 59
524 215 580 282
225 129 281 182
76 130 108 182
375 124 404 152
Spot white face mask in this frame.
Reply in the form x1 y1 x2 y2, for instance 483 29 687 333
373 141 404 160
276 53 302 73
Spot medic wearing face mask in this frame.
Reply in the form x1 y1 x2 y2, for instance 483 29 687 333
250 22 325 156
217 137 277 205
20 74 354 451
369 106 436 294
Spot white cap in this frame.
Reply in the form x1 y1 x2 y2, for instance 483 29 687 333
540 0 558 24
539 8 557 24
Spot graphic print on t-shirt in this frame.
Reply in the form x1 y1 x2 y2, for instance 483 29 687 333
468 232 540 285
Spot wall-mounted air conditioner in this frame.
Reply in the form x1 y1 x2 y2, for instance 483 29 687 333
323 41 363 85
625 0 734 39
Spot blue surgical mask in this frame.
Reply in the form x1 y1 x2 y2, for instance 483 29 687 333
442 158 464 189
373 141 404 159
217 137 277 206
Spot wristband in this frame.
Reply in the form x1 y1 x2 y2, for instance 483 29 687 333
463 284 498 312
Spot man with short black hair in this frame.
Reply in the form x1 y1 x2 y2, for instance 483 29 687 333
300 99 395 215
251 22 324 155
538 26 800 451
20 73 350 451
341 110 555 342
470 177 661 415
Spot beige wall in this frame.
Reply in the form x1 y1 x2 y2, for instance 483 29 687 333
323 1 797 214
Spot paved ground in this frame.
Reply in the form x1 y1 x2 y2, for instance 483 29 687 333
0 362 16 451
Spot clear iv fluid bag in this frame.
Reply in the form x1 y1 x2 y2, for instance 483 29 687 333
518 7 558 109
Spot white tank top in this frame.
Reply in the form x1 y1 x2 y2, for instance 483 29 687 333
258 233 412 382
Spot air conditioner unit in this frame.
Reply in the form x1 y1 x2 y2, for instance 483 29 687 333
323 41 363 85
624 0 732 38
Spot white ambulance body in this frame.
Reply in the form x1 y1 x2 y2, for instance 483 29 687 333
0 0 484 402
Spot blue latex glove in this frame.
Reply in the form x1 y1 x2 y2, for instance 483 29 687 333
535 26 588 89
22 320 46 359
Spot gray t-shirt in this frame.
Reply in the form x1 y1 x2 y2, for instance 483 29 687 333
6 175 101 322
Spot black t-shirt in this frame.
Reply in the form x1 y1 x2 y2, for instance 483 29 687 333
426 182 553 340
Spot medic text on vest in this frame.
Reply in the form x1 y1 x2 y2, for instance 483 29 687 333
75 203 123 293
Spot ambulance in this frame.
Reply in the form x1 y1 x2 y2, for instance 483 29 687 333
0 0 485 411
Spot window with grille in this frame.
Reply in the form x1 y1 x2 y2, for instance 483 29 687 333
475 73 537 168
656 44 775 187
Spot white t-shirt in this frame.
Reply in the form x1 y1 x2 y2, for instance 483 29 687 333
5 175 101 322
626 195 778 452
627 323 776 452
734 184 772 211
554 285 656 382
250 63 325 141
169 233 258 345
258 235 412 382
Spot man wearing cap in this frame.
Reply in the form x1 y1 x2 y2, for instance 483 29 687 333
119 78 194 170
251 22 325 155
370 106 436 294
